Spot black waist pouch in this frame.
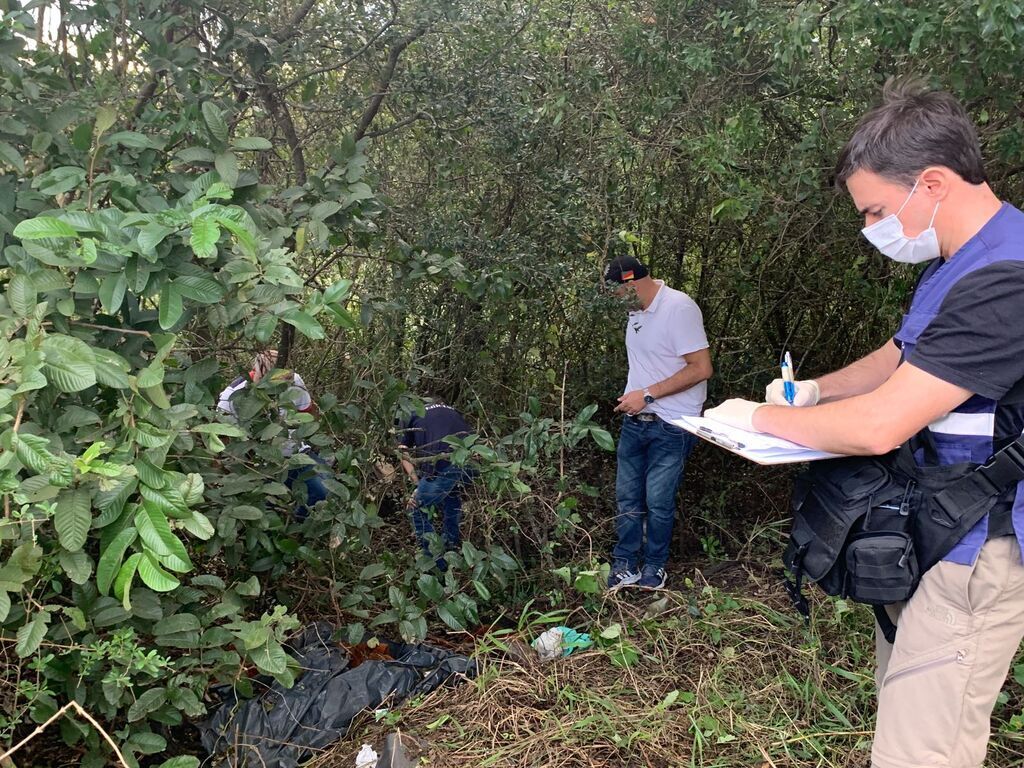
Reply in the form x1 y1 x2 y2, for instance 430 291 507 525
783 439 1024 640
784 455 918 608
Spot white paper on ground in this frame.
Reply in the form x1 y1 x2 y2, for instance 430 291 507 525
672 415 844 465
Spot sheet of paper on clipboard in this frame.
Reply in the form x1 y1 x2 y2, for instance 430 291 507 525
672 415 844 465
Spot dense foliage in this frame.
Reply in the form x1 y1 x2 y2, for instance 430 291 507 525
2 0 1024 763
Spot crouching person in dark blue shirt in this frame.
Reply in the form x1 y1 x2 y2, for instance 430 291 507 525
398 400 475 569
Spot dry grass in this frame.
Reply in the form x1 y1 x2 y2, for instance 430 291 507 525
310 562 886 768
308 560 1024 767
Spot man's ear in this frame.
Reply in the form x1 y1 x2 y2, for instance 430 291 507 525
920 166 953 201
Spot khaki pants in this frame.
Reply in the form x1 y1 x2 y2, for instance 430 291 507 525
872 536 1024 768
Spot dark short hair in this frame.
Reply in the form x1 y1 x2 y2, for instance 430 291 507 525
834 77 987 190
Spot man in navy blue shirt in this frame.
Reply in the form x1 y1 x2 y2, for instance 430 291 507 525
707 80 1024 767
398 401 474 565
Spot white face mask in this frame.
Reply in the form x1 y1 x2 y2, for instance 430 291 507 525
861 179 941 264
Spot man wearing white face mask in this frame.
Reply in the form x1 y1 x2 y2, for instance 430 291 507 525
707 79 1024 768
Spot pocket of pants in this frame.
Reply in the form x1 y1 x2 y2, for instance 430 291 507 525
882 642 971 689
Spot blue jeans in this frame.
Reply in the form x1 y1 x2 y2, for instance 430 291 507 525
286 451 329 521
613 416 696 570
411 465 473 555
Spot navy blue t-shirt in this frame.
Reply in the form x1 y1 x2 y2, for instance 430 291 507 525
399 404 472 476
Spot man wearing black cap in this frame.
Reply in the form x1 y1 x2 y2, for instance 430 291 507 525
604 256 713 590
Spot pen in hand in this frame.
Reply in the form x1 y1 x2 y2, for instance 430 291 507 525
781 351 796 406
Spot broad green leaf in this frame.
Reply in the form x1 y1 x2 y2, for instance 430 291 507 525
205 182 233 200
97 526 138 595
252 314 278 342
134 506 178 557
138 224 175 254
323 279 353 305
41 334 97 392
105 131 161 149
589 427 615 452
15 613 48 657
0 140 24 172
13 433 54 474
360 563 388 580
126 732 167 756
157 757 200 768
31 132 52 152
201 101 229 144
325 303 360 330
280 309 324 340
159 281 184 329
138 552 180 592
137 361 164 388
135 459 168 489
98 273 127 313
92 348 131 389
13 216 78 240
189 217 219 259
0 591 10 623
599 623 622 640
94 476 137 526
140 483 189 517
214 151 239 188
33 166 86 196
192 423 245 437
310 201 343 220
181 510 214 540
94 106 117 134
178 474 205 507
417 573 444 601
174 275 224 303
58 550 92 584
232 137 273 151
114 552 142 607
175 147 215 165
153 614 200 635
54 488 91 551
7 273 36 316
127 688 168 724
79 237 97 264
29 269 70 292
250 637 288 676
215 214 257 256
436 602 466 631
143 383 171 409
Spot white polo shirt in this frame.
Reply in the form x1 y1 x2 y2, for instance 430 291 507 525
623 280 709 420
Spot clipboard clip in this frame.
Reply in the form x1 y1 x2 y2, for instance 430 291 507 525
697 426 746 451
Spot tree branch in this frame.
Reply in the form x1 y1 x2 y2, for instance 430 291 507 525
276 18 396 93
275 0 320 43
365 110 429 139
353 25 428 142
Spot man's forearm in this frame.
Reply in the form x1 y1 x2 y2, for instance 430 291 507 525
816 340 901 402
649 353 713 399
649 367 707 399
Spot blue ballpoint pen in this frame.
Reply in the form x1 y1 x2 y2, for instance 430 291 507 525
781 351 796 405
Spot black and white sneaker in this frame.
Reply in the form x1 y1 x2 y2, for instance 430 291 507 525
607 560 641 590
638 565 667 590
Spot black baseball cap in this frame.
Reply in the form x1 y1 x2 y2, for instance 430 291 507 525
603 256 649 284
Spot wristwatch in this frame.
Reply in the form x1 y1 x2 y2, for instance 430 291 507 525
643 387 655 404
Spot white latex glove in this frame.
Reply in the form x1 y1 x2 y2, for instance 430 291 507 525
765 378 820 407
704 399 765 432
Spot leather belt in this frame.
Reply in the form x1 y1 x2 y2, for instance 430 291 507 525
628 413 659 423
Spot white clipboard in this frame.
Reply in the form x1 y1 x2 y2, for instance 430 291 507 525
672 415 844 465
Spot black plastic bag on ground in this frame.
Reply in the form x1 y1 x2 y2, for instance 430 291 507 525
199 622 476 767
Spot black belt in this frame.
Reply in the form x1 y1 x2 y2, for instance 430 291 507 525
627 413 659 423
